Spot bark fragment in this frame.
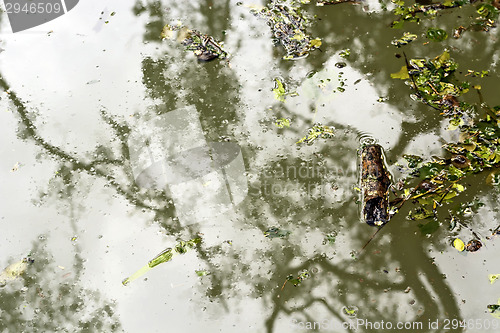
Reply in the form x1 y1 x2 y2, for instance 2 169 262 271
361 144 392 226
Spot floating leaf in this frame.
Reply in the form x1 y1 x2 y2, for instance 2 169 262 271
339 49 350 58
195 270 209 277
427 28 448 42
273 79 286 102
342 305 359 317
453 238 465 251
275 118 291 128
296 124 335 145
489 274 500 284
487 299 500 319
309 38 322 48
392 32 417 47
122 237 201 285
391 66 410 80
286 270 310 287
264 227 291 239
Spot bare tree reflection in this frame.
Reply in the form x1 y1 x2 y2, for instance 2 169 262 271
0 238 121 332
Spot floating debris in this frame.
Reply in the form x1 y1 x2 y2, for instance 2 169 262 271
296 124 335 144
398 51 470 119
275 118 291 128
251 1 321 59
489 274 500 284
122 237 201 285
273 78 298 102
10 162 21 172
0 257 34 287
322 232 337 245
391 0 467 28
339 48 351 58
392 32 417 47
264 227 291 239
487 299 500 319
453 238 465 251
360 144 392 226
453 25 467 38
286 270 310 287
465 239 482 252
389 50 500 230
161 23 228 62
342 305 359 317
426 28 448 42
195 270 209 277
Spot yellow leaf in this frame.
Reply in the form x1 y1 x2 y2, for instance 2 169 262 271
391 66 410 80
310 38 322 48
453 238 465 251
453 183 465 192
473 85 481 90
489 274 500 284
462 143 476 151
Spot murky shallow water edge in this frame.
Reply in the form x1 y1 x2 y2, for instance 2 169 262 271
1 1 500 332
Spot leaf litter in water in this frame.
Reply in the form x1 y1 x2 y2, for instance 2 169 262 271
296 124 335 145
195 270 209 277
286 270 310 287
250 0 322 59
488 299 500 319
0 256 34 287
122 237 201 286
161 23 228 62
264 227 291 239
388 50 500 245
275 118 291 128
273 78 298 102
342 305 359 317
392 32 418 47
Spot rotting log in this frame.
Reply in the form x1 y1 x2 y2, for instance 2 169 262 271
361 144 392 226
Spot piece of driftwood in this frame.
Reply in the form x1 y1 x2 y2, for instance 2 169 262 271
360 144 391 226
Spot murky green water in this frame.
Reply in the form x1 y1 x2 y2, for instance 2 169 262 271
1 1 500 332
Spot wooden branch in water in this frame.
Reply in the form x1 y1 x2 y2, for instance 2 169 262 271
360 144 392 226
